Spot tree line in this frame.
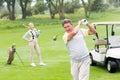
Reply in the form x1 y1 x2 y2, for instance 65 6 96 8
0 0 118 20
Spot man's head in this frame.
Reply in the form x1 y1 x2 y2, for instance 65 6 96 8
62 19 72 26
62 19 73 33
28 22 34 29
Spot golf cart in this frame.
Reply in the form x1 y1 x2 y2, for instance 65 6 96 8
89 21 120 73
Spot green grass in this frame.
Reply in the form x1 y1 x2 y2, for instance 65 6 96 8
0 9 120 80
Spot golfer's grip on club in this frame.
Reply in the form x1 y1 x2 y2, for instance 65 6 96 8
73 19 88 37
81 19 88 25
74 19 87 33
75 19 88 31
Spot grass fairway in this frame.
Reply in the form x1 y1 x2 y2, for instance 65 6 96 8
0 9 120 80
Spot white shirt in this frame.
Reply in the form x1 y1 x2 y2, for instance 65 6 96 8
63 28 88 44
63 29 89 62
23 29 40 42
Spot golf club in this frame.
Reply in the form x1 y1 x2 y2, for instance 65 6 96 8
12 43 24 65
22 24 41 34
52 32 64 41
15 51 24 65
22 24 28 27
52 19 87 41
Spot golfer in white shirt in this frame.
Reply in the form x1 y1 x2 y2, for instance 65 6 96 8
23 22 46 66
62 19 96 80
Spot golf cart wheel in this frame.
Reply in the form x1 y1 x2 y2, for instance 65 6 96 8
90 54 96 66
107 61 117 73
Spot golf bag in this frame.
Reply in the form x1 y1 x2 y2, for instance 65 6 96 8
7 45 16 64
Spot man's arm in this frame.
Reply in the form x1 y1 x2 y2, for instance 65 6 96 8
86 23 96 35
81 19 96 35
67 21 82 41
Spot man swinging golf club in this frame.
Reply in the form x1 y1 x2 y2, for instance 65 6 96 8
62 19 96 80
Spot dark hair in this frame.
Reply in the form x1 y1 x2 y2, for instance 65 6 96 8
62 19 72 26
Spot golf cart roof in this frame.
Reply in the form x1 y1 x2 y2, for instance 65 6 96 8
92 21 120 26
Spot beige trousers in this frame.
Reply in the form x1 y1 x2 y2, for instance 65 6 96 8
29 39 42 64
71 58 90 80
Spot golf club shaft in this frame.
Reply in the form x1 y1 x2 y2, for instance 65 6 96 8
23 24 27 27
15 51 24 65
56 31 64 36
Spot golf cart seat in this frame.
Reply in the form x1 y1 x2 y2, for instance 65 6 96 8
95 39 107 45
94 39 107 53
99 48 107 54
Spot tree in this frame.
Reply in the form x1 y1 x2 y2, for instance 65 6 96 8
46 0 58 19
19 0 31 19
81 0 94 18
32 0 48 14
64 0 81 13
58 0 65 19
5 0 16 20
109 0 120 8
0 0 4 6
46 0 65 19
91 0 109 12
